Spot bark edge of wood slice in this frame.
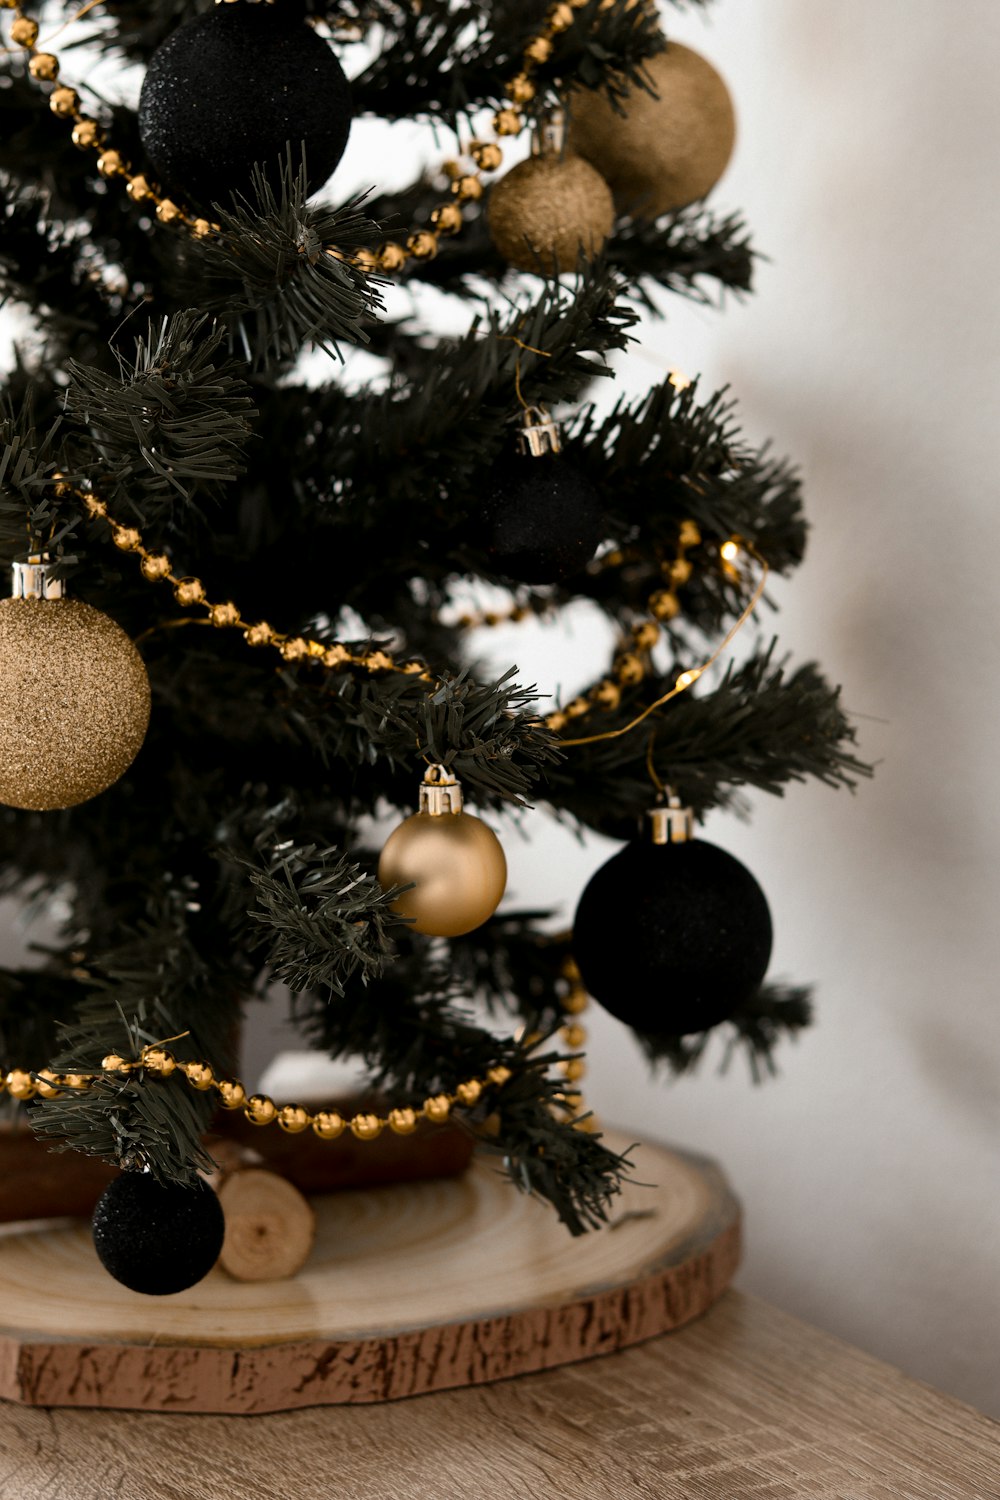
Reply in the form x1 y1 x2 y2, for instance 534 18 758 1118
0 1132 740 1414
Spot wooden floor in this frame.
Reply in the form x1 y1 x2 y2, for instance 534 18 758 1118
1 1290 997 1499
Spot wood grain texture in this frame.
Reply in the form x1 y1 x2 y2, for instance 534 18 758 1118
0 1134 740 1413
217 1170 316 1283
0 1292 997 1500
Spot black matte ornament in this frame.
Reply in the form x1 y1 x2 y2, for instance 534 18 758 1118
92 1173 225 1296
481 454 603 585
138 2 352 209
572 836 772 1036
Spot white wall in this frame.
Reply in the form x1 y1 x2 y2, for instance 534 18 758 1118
2 0 998 1420
496 0 1000 1419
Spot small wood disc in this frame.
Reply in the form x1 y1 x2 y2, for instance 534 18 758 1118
217 1169 316 1283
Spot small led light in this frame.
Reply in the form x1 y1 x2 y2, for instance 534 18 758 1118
676 669 702 690
720 540 740 563
668 369 692 392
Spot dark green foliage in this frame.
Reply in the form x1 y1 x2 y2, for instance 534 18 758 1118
183 162 383 366
548 646 872 832
0 396 73 557
0 0 867 1225
66 313 256 516
245 842 405 998
636 982 815 1082
29 911 239 1184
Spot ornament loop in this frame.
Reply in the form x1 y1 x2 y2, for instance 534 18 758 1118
516 407 562 458
11 555 64 601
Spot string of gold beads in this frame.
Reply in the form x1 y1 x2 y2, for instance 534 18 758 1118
4 0 601 273
543 518 704 733
451 523 705 725
555 952 591 1127
65 481 434 682
4 2 215 237
1 1050 513 1142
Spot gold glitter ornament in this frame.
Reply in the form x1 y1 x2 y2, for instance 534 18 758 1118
0 558 150 811
487 152 614 274
567 43 736 216
378 766 507 938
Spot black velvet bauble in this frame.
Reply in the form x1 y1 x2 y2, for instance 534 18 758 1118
138 2 352 209
572 836 772 1036
481 454 603 585
92 1173 225 1296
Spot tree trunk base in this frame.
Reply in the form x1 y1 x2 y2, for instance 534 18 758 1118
0 1131 740 1413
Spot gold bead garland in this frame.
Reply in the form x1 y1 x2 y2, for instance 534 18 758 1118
0 1042 514 1145
516 948 593 1127
64 475 764 745
4 0 214 239
452 516 711 736
67 482 434 683
556 952 592 1125
544 517 708 735
4 0 601 273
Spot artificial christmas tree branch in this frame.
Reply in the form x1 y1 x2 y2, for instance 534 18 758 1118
547 648 870 828
636 982 815 1079
346 0 665 127
0 0 871 1292
65 313 257 516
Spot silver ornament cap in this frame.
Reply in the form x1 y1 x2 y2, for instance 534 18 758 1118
419 764 464 816
515 406 562 459
647 793 695 845
11 554 65 601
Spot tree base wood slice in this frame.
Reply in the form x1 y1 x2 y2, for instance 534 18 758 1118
0 1132 740 1414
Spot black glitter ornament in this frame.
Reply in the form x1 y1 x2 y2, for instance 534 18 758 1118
92 1173 225 1296
481 409 602 585
572 804 772 1037
138 1 352 209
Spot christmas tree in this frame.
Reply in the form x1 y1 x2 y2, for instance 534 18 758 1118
0 0 867 1290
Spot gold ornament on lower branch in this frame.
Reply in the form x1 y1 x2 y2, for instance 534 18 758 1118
0 556 150 810
567 42 736 217
378 765 507 937
487 150 615 274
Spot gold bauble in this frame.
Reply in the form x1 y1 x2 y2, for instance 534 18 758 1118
0 597 151 810
378 810 507 937
567 43 736 217
487 152 615 275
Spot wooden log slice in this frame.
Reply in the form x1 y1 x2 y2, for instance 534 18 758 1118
217 1169 317 1283
0 1133 740 1414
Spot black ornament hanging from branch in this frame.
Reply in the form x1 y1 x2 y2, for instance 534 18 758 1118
481 407 604 586
92 1173 226 1297
572 798 773 1038
138 0 353 208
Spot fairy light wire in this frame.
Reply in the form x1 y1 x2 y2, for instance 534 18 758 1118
558 539 769 747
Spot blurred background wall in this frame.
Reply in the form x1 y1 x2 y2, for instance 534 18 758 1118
549 0 1000 1416
471 0 1000 1415
2 0 997 1418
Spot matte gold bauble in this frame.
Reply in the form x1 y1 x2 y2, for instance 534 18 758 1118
378 767 507 937
0 562 151 811
567 43 736 216
487 152 615 274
